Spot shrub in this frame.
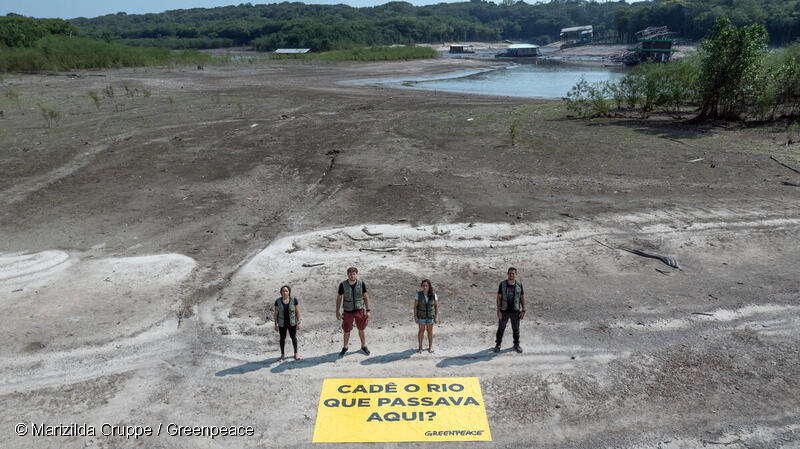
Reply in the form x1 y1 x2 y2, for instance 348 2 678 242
87 90 100 109
696 16 769 121
37 103 60 127
566 77 610 118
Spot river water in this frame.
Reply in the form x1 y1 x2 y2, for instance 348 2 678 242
406 59 627 99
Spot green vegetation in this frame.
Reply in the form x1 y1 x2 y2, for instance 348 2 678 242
613 0 799 46
696 17 768 121
0 16 78 47
37 103 60 127
568 16 800 123
64 0 800 52
788 122 799 144
509 117 520 146
315 46 436 61
5 89 21 109
87 90 100 109
0 35 215 72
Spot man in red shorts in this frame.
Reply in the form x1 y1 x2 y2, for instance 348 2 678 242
336 267 372 356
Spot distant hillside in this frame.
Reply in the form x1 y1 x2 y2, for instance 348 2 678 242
12 0 800 52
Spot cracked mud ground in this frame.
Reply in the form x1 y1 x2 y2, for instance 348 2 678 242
1 58 799 448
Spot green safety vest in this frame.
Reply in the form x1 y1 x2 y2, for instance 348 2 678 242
275 296 297 327
500 280 522 312
416 291 436 319
341 280 365 312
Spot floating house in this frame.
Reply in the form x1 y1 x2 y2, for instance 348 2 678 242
274 48 311 54
560 25 593 48
495 44 541 58
449 44 475 54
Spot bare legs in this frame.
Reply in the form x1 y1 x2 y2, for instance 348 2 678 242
343 329 366 349
417 323 435 352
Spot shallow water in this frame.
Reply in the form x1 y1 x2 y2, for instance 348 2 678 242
408 60 627 99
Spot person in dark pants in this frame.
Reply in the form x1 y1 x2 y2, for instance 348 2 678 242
336 267 371 356
494 267 526 353
273 285 301 361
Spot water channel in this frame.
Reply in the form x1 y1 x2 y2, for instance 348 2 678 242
406 59 627 99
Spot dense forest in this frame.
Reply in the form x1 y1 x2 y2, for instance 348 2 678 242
59 0 800 51
3 0 800 53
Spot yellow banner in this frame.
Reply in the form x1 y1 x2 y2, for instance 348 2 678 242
312 377 491 443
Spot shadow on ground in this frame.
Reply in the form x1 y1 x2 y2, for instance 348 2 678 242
360 348 416 365
215 357 280 377
270 352 342 373
436 348 515 368
605 118 710 141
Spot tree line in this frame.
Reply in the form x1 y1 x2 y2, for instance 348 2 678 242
66 0 800 51
4 1 800 52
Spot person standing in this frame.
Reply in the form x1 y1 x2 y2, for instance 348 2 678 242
336 267 371 356
494 267 525 353
414 279 439 353
274 285 301 361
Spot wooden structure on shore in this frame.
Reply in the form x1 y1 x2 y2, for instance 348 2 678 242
560 25 593 49
449 44 474 54
624 27 677 65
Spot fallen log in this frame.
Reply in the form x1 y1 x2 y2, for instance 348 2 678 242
360 247 401 253
770 155 800 175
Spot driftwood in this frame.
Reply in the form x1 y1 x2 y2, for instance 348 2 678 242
361 226 382 237
594 239 680 269
692 312 715 317
302 262 324 267
360 247 401 253
621 248 680 269
770 155 800 175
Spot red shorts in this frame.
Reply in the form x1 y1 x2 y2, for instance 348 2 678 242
342 309 368 332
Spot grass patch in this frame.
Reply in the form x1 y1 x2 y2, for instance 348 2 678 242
0 35 217 72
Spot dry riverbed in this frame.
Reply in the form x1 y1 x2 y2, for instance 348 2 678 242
1 58 799 448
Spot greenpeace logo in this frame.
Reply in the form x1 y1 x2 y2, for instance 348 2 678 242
425 430 484 437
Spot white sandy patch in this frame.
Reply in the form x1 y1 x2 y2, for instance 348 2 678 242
0 250 71 282
215 206 800 336
0 252 196 355
609 304 800 331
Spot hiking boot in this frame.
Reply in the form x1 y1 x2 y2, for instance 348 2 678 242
339 347 348 356
493 345 500 353
514 344 523 353
361 346 370 355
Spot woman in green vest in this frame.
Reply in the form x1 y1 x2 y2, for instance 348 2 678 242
413 279 439 353
273 285 301 361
